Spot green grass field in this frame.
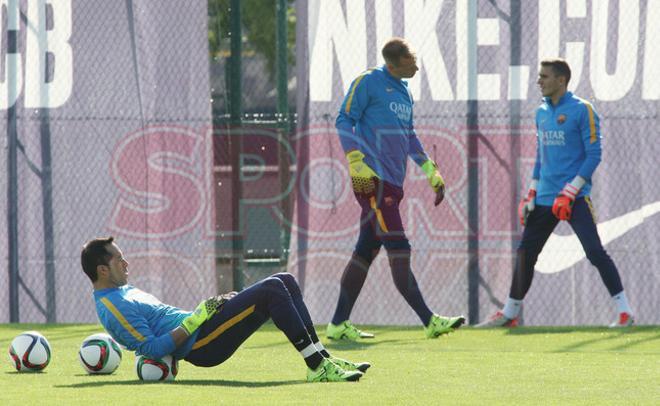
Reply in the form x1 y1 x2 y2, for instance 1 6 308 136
2 323 659 405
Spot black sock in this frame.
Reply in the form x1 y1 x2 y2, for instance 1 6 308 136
260 278 324 369
292 332 324 369
305 326 330 358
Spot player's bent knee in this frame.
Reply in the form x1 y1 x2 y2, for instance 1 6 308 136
272 272 296 284
257 277 289 298
271 272 300 293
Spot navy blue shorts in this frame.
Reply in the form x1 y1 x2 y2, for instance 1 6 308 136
184 279 272 367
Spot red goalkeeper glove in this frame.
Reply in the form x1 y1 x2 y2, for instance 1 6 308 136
518 182 537 226
552 183 580 221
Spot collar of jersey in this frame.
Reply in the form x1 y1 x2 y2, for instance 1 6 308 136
382 64 403 83
94 285 129 298
544 91 573 108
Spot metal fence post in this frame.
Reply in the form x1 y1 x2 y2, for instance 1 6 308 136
466 0 480 325
6 0 20 323
276 0 291 270
229 0 244 291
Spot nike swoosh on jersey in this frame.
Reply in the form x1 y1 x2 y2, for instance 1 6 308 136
536 200 660 274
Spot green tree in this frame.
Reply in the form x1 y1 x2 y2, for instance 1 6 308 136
208 0 296 78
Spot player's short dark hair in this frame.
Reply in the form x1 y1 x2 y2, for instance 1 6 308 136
540 58 571 84
382 37 413 66
81 236 114 282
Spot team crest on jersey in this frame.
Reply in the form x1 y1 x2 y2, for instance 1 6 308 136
557 114 567 124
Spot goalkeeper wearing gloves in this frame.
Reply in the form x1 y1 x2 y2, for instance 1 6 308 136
328 37 465 342
478 58 633 329
82 237 369 382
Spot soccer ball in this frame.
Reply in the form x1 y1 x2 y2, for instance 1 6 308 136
78 333 122 374
8 331 51 372
135 354 178 381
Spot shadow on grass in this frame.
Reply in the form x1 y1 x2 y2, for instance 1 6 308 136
323 338 410 351
56 378 304 388
246 336 410 352
610 332 660 351
503 326 659 335
499 326 660 353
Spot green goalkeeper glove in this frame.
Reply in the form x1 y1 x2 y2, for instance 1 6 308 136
421 159 445 206
346 150 380 195
180 298 222 336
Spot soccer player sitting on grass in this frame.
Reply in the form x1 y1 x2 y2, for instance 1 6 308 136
81 237 369 382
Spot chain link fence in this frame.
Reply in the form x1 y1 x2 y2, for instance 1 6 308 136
3 1 660 327
209 0 297 291
1 0 215 323
293 0 660 326
1 0 298 323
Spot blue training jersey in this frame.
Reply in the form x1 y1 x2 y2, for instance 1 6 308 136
533 91 602 206
336 65 430 187
94 285 198 360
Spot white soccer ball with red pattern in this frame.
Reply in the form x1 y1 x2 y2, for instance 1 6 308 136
135 354 178 381
78 333 122 374
8 331 51 372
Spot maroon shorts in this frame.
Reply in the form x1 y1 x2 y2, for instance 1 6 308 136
354 180 408 245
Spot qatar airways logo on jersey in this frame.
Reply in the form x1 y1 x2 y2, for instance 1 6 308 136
540 130 566 146
389 102 411 121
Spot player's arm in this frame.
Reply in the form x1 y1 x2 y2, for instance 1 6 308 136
336 73 380 195
336 72 370 154
576 101 602 180
532 123 541 181
170 327 191 348
552 103 600 220
99 297 178 359
520 121 542 225
409 130 445 206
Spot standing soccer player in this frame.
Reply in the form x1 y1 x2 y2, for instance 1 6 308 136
81 237 370 382
326 37 465 341
477 58 634 328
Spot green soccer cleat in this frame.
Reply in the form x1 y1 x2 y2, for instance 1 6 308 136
329 356 371 373
326 321 375 341
306 358 363 382
424 314 466 338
